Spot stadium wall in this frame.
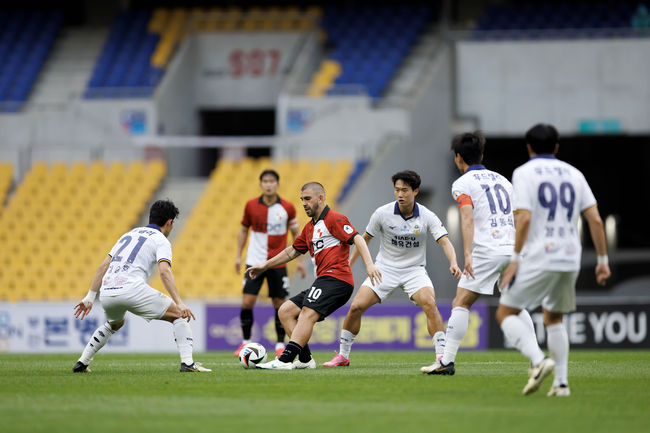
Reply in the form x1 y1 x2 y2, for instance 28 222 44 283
457 38 650 135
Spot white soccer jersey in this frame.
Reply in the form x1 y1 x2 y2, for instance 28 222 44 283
366 202 448 269
101 225 172 295
451 165 515 258
512 155 596 271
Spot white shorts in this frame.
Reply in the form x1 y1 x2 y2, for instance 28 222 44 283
499 263 578 313
361 264 433 303
100 284 173 323
458 255 510 295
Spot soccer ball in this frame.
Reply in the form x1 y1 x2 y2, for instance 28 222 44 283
238 343 267 369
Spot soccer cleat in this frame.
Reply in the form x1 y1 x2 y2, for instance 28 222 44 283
522 358 555 395
322 353 350 367
293 357 316 369
547 384 571 397
275 345 285 358
233 343 247 357
256 358 295 370
72 361 91 373
180 362 212 372
421 360 455 375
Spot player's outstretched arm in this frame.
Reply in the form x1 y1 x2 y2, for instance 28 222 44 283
437 236 462 280
500 209 531 289
352 234 381 285
246 246 301 280
349 232 373 266
159 261 195 322
290 225 307 279
583 205 611 286
459 205 475 279
235 225 249 274
74 255 111 320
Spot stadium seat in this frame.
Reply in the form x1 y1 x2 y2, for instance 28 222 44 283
0 160 167 302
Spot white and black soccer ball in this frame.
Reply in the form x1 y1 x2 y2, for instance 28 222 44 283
238 343 267 369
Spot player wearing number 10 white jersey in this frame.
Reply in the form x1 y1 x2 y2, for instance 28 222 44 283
497 124 610 396
72 200 210 373
422 131 536 376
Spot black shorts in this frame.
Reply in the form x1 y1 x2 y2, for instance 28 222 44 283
243 266 289 298
290 276 354 321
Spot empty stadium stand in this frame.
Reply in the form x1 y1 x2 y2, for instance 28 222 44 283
0 10 63 112
0 160 166 302
149 157 351 299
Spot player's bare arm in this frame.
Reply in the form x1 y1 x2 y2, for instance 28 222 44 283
159 260 195 322
437 236 462 279
74 255 111 320
290 225 307 278
459 204 475 279
235 225 249 274
583 205 611 286
500 209 532 289
349 232 373 266
246 246 301 280
352 233 382 285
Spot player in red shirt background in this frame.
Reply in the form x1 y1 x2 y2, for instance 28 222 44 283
246 182 381 369
235 170 306 357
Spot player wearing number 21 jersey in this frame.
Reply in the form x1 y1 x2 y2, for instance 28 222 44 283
496 124 610 396
423 131 536 376
72 200 210 373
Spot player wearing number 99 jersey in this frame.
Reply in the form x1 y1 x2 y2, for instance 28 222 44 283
496 124 610 396
71 200 210 373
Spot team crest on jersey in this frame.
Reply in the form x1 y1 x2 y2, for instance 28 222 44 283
343 225 353 234
276 212 284 221
491 230 505 240
316 228 323 238
544 243 560 254
413 224 420 234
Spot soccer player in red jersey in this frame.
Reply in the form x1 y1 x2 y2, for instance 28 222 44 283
234 170 306 357
246 182 381 369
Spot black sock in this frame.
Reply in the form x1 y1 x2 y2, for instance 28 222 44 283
279 341 302 363
240 308 253 340
298 344 312 363
275 308 286 343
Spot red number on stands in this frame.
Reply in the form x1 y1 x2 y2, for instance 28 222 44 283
228 49 282 78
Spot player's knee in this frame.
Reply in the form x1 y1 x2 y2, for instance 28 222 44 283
278 301 297 319
349 302 367 316
110 320 124 331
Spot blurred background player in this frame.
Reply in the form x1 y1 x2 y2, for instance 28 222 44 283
422 132 536 375
72 200 210 373
234 169 306 358
246 182 381 369
325 170 461 367
497 124 611 396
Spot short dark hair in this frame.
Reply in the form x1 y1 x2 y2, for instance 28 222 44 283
149 199 179 227
391 170 421 190
301 181 325 195
525 123 559 154
259 169 279 182
451 131 485 165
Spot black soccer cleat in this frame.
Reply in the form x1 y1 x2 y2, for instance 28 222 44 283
72 361 90 373
180 362 211 372
428 361 455 376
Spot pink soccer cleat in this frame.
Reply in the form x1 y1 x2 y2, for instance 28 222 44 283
322 353 350 367
233 343 246 357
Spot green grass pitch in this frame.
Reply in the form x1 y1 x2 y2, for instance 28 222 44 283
1 350 649 433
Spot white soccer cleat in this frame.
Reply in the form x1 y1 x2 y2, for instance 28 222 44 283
547 384 571 397
522 358 555 395
256 358 295 370
293 357 316 369
420 360 441 374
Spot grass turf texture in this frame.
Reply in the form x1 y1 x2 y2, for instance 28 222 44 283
2 350 649 433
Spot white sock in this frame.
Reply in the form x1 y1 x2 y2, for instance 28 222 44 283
500 315 545 367
275 342 285 350
173 319 194 365
79 322 115 364
547 323 569 387
441 307 469 365
339 329 356 359
519 309 536 336
433 331 446 358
